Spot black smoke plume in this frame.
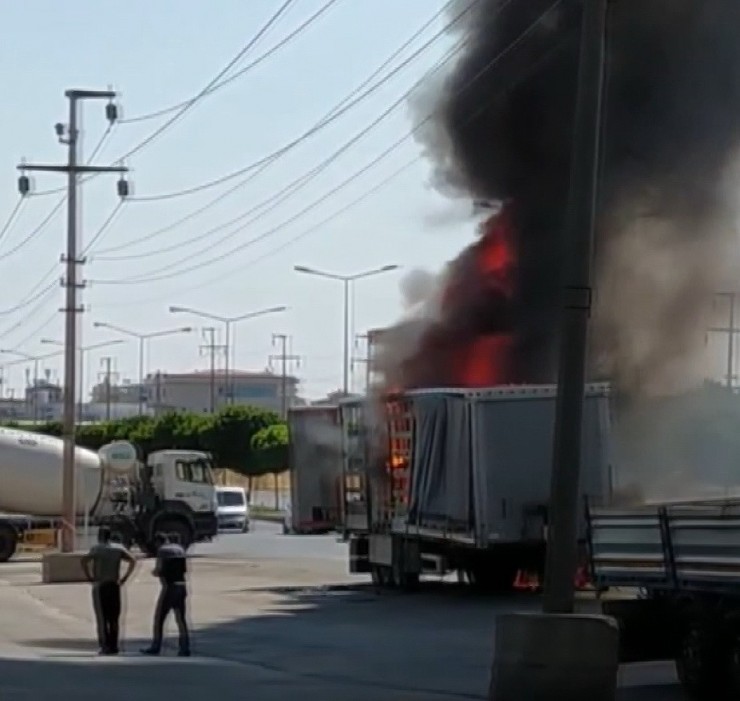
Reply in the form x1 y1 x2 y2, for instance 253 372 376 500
394 0 740 395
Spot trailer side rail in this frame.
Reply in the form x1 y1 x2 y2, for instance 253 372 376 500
588 501 740 594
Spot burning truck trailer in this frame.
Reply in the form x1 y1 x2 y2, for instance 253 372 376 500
339 381 612 592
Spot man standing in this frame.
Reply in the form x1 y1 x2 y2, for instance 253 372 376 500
141 531 191 657
81 526 136 655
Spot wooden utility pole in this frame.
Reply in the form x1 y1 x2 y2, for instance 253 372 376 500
708 291 740 389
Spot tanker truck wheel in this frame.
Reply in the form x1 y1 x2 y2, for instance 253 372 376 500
151 517 193 552
0 524 17 563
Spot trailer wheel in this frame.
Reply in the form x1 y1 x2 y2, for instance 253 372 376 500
391 561 420 592
676 625 727 700
0 524 17 563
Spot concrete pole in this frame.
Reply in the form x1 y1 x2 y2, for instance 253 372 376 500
542 0 607 615
343 278 350 395
137 336 145 415
728 293 735 389
60 93 79 554
224 320 231 405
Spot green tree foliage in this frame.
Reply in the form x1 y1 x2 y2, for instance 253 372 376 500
5 405 287 476
250 423 289 476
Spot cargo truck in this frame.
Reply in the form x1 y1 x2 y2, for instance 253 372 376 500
284 405 343 534
0 426 218 562
588 497 740 700
339 383 613 591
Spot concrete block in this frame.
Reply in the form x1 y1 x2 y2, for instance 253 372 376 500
41 552 89 583
489 613 619 701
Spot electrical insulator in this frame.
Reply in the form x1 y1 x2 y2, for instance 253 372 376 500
106 102 119 124
18 174 30 196
117 177 130 198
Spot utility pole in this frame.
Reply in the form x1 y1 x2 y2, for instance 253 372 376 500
269 334 300 418
352 333 371 393
17 90 128 553
200 327 225 413
98 356 119 421
542 0 607 615
708 291 739 389
269 334 300 511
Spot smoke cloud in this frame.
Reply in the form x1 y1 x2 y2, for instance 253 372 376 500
378 0 740 396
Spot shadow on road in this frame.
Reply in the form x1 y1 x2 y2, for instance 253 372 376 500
6 584 685 701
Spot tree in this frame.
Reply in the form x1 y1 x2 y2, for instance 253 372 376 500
201 405 280 474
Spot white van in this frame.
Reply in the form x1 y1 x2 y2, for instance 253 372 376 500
216 486 250 533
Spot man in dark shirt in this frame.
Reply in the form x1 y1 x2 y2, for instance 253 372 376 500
81 526 136 655
141 531 191 656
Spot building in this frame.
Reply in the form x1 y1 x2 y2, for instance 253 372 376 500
145 369 300 415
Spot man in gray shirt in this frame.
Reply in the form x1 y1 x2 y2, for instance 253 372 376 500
81 526 136 655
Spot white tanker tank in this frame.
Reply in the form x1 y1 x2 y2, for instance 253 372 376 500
0 426 104 517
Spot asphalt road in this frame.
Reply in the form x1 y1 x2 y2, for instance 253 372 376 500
194 519 347 562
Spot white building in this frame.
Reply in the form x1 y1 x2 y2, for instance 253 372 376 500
145 369 299 416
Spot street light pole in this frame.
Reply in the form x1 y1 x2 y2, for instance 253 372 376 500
169 304 287 405
293 264 400 395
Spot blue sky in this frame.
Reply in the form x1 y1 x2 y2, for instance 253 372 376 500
0 0 479 400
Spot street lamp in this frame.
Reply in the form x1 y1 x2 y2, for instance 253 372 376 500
0 349 40 423
169 304 287 405
42 338 125 421
92 322 193 415
294 264 399 394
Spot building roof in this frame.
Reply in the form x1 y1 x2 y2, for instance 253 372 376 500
147 369 299 382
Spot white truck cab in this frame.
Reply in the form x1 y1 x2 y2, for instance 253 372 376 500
97 442 218 553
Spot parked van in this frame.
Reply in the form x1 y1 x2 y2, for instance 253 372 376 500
216 486 250 533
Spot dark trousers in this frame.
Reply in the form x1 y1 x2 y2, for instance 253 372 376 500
151 583 189 653
93 582 121 652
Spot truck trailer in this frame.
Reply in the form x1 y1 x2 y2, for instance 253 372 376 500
588 497 740 700
284 405 343 534
0 427 219 562
340 383 613 591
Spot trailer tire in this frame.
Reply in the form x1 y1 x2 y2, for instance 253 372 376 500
391 562 420 592
0 524 17 563
676 625 727 700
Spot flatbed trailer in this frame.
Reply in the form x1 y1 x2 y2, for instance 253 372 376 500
341 384 612 591
588 498 740 700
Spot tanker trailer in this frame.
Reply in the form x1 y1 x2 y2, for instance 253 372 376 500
0 427 219 562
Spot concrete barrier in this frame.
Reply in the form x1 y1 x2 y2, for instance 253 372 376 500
41 552 89 583
489 613 619 701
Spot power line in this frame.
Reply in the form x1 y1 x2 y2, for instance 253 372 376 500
0 196 65 262
82 201 125 254
94 2 467 257
123 0 479 203
0 198 26 244
97 156 418 308
112 0 298 165
94 35 467 266
119 0 341 124
92 0 563 294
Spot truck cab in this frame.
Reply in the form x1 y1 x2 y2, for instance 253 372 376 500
98 442 218 554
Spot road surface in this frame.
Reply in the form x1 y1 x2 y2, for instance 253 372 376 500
195 519 346 561
0 524 685 700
